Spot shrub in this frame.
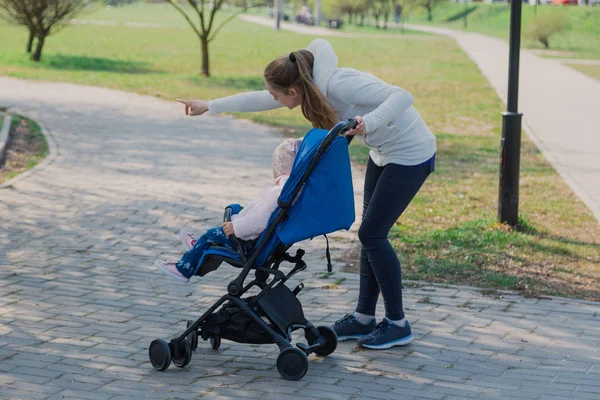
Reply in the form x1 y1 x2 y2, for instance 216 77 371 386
527 13 568 49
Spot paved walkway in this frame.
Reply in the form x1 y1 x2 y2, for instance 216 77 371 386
1 77 600 400
403 24 600 223
241 15 600 223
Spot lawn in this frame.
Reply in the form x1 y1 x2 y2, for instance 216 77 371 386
0 115 48 184
399 3 600 58
1 3 599 300
338 3 600 79
568 63 600 80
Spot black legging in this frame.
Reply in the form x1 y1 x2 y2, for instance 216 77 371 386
356 156 434 320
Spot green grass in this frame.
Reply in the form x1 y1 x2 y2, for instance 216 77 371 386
0 115 49 183
568 63 600 80
402 3 600 59
337 3 600 79
1 3 599 299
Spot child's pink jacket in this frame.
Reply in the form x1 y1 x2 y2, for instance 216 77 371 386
231 176 288 240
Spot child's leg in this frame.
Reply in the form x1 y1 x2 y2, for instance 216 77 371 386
176 227 233 278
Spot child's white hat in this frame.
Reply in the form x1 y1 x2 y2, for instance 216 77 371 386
273 138 302 178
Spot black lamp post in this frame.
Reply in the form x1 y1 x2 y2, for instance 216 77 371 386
498 0 523 227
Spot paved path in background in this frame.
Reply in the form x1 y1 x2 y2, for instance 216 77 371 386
1 76 600 400
240 14 435 40
403 24 600 223
242 14 600 223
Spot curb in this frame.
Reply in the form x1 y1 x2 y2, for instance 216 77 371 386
0 113 59 190
0 114 12 166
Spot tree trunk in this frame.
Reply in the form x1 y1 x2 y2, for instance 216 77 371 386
541 37 549 49
26 30 35 53
31 35 45 62
359 13 365 27
427 6 432 21
349 12 353 25
201 37 210 77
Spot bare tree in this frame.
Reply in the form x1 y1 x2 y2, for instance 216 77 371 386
373 0 392 29
357 0 373 27
0 0 89 61
167 0 266 77
337 0 356 24
408 0 444 22
1 0 88 61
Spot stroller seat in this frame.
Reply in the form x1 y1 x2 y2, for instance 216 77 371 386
195 237 263 276
148 120 358 380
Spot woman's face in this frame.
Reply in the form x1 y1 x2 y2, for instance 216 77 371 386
266 83 301 109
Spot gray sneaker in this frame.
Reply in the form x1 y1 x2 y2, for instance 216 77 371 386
332 314 376 341
357 318 413 350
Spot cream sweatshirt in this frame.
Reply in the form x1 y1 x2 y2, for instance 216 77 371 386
209 38 436 166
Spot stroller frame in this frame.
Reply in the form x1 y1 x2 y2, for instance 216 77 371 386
148 119 358 380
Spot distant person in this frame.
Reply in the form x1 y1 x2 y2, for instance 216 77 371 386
394 4 403 25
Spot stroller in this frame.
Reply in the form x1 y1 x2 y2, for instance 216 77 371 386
148 119 358 380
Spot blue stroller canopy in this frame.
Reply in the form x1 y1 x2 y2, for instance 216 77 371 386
276 128 355 246
201 126 356 269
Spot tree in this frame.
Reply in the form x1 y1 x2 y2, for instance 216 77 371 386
373 0 392 29
356 0 372 26
0 0 89 61
167 0 266 77
527 13 568 49
408 0 444 22
337 0 357 24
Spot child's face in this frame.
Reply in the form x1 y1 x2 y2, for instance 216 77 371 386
266 83 301 110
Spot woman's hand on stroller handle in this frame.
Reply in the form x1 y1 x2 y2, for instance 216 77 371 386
345 116 364 136
176 99 209 116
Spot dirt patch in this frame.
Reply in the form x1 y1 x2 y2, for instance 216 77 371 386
0 116 48 184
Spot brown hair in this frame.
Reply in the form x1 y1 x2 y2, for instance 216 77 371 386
264 50 338 130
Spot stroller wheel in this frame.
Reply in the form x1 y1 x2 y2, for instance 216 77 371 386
172 339 192 368
148 339 171 371
313 326 338 357
210 334 221 350
186 320 198 351
276 348 309 381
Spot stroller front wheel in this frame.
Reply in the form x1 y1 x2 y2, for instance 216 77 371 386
276 348 309 381
149 339 171 371
172 339 192 368
313 326 338 357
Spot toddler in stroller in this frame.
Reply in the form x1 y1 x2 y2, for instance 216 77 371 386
148 120 358 380
154 137 302 284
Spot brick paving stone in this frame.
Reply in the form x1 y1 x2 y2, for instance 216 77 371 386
1 76 599 400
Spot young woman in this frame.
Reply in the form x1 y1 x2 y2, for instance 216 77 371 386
176 38 436 350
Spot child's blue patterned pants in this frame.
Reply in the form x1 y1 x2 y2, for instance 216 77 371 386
175 204 242 278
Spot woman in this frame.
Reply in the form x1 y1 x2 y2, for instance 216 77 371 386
176 38 436 350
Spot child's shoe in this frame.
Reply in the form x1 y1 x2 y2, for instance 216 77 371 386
154 260 190 284
180 228 198 250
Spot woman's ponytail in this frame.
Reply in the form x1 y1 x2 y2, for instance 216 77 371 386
264 50 338 130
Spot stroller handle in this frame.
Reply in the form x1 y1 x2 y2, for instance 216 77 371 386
224 207 248 264
319 119 359 151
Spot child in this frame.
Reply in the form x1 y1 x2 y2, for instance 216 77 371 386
155 138 301 284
